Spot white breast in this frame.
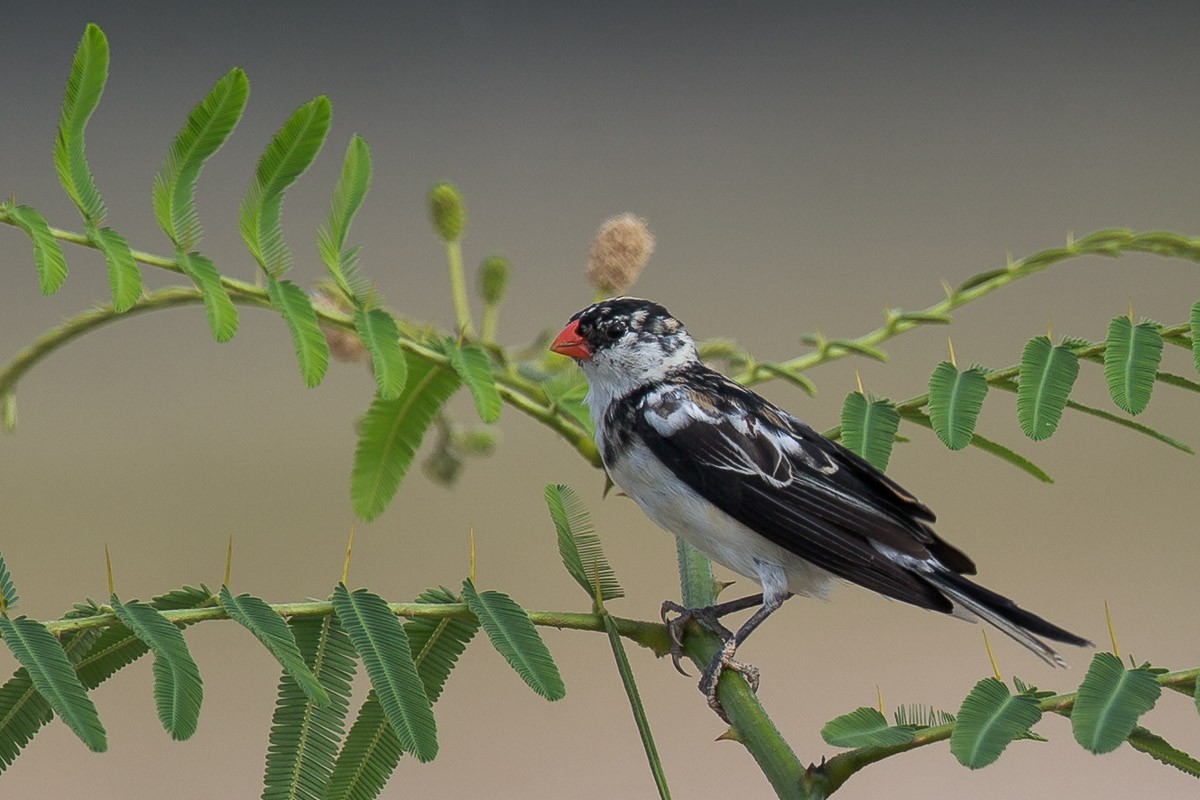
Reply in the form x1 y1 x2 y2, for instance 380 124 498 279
607 437 835 602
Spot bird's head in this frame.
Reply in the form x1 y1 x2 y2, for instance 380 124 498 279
551 297 697 397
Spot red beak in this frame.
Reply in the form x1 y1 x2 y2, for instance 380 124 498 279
550 319 593 360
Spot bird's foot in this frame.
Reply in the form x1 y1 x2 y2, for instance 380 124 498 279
699 638 760 723
660 600 734 677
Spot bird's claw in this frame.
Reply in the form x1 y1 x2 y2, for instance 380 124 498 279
700 638 761 723
661 600 738 677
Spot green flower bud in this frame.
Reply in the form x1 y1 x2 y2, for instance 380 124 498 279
428 182 466 242
2 392 16 433
455 426 500 456
586 213 655 295
477 255 510 305
424 447 463 487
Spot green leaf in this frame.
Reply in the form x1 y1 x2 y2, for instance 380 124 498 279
603 612 671 799
1071 652 1162 754
756 363 817 397
6 205 69 294
177 251 238 342
0 625 102 773
840 391 900 472
0 586 212 773
331 584 438 763
327 587 477 800
402 586 479 703
0 554 17 611
354 308 406 399
262 615 355 800
1126 726 1200 779
318 135 375 303
893 704 955 729
240 95 332 278
91 226 142 312
109 596 203 740
0 616 106 753
1191 300 1200 375
461 580 564 701
54 23 109 226
266 276 329 388
821 706 916 748
544 484 624 602
218 587 327 706
445 342 502 423
351 357 461 521
927 362 989 450
1103 316 1164 415
1016 336 1079 440
950 677 1042 769
153 68 249 249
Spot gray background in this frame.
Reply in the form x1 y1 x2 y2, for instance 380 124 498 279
2 3 1198 797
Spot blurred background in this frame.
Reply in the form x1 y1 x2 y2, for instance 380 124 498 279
2 2 1198 797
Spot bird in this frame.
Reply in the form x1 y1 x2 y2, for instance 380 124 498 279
550 296 1090 713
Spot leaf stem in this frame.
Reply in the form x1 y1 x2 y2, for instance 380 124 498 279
446 240 475 338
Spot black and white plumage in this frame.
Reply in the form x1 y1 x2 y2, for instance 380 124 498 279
551 297 1089 703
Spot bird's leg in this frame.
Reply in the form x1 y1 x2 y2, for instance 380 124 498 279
660 593 765 676
698 591 792 720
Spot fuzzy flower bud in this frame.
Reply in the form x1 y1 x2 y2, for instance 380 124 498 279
586 213 655 295
312 284 368 364
477 255 510 305
428 182 467 243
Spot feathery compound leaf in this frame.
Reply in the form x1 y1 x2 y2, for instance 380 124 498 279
545 484 624 602
0 626 102 773
1103 316 1163 415
1191 300 1200 375
351 357 461 521
331 585 438 763
840 392 900 472
893 704 956 729
319 135 374 302
0 616 106 752
462 580 564 701
354 308 406 399
950 677 1042 769
1071 652 1162 754
240 96 332 278
153 68 249 248
445 342 502 423
218 587 327 706
178 250 238 342
91 226 142 312
1126 726 1200 778
821 706 916 748
109 596 203 740
0 554 16 610
267 276 329 387
6 205 68 294
927 362 989 450
1017 336 1079 440
327 587 478 800
54 23 108 226
403 586 479 703
0 589 209 773
263 615 355 800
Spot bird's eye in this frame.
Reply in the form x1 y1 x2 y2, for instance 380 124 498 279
606 322 626 340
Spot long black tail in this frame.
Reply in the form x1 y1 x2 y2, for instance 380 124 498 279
924 569 1092 667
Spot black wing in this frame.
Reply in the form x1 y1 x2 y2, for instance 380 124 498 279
631 374 973 611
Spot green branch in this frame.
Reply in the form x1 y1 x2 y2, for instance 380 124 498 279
814 667 1200 797
734 229 1200 387
39 597 670 655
